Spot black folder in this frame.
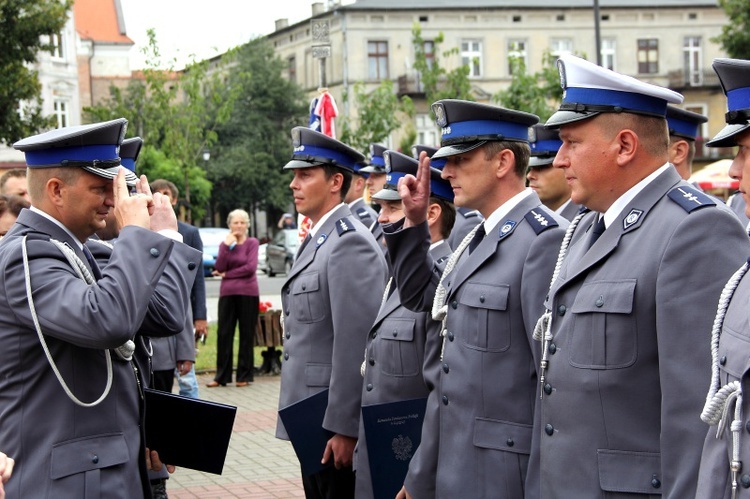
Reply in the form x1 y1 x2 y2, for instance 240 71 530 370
278 389 334 477
144 388 237 475
362 397 428 499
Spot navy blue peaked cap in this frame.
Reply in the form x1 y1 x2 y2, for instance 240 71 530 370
359 144 388 174
411 144 446 169
528 124 562 168
431 99 539 160
374 150 453 203
284 127 364 172
13 118 137 186
119 137 143 174
666 107 707 141
707 58 750 147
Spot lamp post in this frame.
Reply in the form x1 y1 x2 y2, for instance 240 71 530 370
202 148 212 226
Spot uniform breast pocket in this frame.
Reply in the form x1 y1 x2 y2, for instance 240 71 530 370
456 282 510 352
569 280 637 369
291 271 324 323
376 318 419 377
719 327 750 387
49 433 129 494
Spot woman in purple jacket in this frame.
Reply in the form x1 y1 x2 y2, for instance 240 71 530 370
207 209 260 387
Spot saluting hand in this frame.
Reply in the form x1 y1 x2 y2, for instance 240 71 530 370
398 151 432 228
0 451 14 499
113 168 151 230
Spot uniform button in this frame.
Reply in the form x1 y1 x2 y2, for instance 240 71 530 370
285 309 290 316
443 363 449 373
285 332 290 339
392 330 398 337
149 248 160 257
595 296 604 308
479 295 485 303
302 284 306 290
506 438 514 447
286 288 291 295
442 395 449 405
369 358 375 366
447 332 455 341
366 383 373 392
742 475 750 488
545 424 554 436
451 300 458 310
557 305 566 316
651 475 661 489
544 383 552 395
284 352 289 360
188 262 196 270
746 420 750 434
548 343 557 354
372 331 378 338
92 455 99 464
720 355 727 366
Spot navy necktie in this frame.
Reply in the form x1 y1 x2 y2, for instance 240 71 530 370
588 216 606 250
468 223 486 254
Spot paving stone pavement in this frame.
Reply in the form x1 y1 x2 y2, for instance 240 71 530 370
167 373 305 499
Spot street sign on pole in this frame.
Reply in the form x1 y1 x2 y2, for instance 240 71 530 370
312 45 331 59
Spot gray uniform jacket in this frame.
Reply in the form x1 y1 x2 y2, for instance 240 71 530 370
0 209 199 498
559 200 582 222
276 204 388 440
384 192 568 498
695 265 750 498
539 167 749 498
447 207 482 248
728 193 750 229
354 240 452 499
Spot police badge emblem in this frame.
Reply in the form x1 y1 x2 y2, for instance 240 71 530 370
433 103 447 127
622 209 643 230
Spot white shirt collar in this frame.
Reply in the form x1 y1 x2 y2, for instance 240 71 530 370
30 206 83 249
602 163 670 228
309 203 345 237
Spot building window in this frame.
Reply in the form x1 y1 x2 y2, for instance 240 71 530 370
423 40 435 69
601 38 616 71
54 100 69 128
288 56 296 84
508 39 528 74
683 36 702 86
50 32 65 60
368 41 389 80
637 39 659 74
461 39 482 78
550 39 573 60
416 114 438 146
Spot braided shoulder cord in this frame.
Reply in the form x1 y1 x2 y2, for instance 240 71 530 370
22 236 114 407
431 222 482 362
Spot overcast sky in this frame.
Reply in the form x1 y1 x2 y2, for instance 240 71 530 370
120 0 318 69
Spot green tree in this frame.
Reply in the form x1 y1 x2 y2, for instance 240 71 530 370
411 24 474 105
85 30 237 223
210 37 308 234
0 0 71 144
494 51 563 121
339 80 414 155
714 0 750 59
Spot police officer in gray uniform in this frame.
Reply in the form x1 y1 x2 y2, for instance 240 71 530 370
534 55 749 498
354 150 454 499
526 124 581 221
275 127 388 499
666 106 708 183
385 99 568 498
0 119 200 498
697 57 750 499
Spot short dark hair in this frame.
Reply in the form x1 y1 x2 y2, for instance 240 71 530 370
322 165 352 201
430 196 456 240
0 168 27 193
0 194 29 218
149 179 179 199
483 141 531 178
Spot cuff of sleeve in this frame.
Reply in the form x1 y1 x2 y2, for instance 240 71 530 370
157 229 183 243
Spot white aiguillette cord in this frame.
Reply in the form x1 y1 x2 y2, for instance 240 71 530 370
21 235 136 407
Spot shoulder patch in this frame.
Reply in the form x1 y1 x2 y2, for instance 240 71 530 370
668 186 716 213
356 208 373 222
336 217 356 236
524 208 560 235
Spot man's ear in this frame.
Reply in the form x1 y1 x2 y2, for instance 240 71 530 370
329 171 344 194
495 148 516 179
426 201 442 228
46 177 66 207
614 129 638 166
669 139 689 166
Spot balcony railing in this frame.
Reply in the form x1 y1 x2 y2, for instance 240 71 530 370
667 69 720 90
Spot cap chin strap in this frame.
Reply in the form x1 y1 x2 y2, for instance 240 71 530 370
22 235 135 407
